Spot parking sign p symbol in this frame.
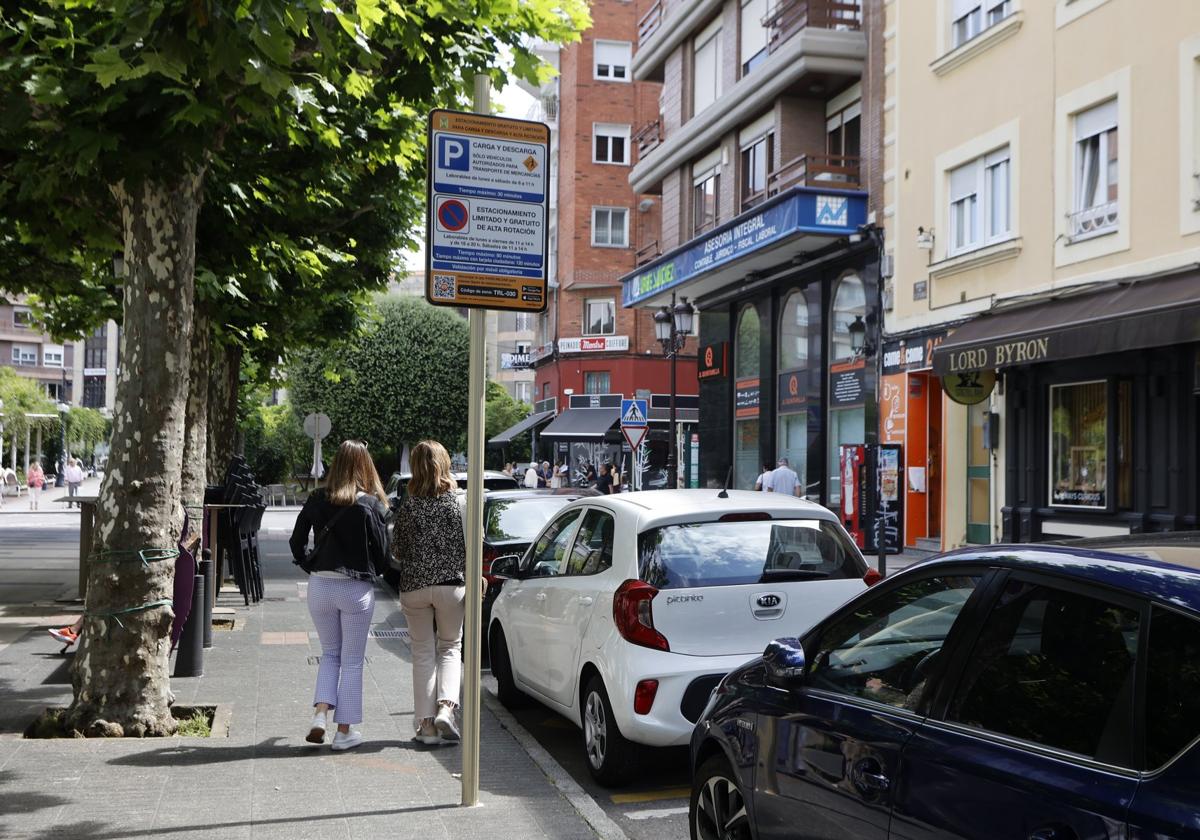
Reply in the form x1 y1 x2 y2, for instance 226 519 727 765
440 137 468 171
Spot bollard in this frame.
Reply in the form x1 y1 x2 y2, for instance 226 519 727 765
174 574 205 678
199 551 214 649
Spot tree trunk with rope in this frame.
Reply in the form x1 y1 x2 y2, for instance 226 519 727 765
68 173 202 737
181 309 210 512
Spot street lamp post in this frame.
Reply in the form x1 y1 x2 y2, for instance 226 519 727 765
56 401 69 487
654 295 696 489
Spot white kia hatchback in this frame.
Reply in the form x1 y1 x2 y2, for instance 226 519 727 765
486 489 874 785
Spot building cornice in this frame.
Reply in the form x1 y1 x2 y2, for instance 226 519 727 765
632 0 724 82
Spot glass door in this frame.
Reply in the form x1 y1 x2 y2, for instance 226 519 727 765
966 401 990 544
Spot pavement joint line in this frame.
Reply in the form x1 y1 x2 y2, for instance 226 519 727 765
624 805 690 821
481 675 630 840
609 787 690 805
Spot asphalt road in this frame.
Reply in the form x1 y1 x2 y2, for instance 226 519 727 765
494 684 694 840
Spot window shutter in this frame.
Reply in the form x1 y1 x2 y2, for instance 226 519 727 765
951 0 982 19
950 159 981 201
1075 99 1118 141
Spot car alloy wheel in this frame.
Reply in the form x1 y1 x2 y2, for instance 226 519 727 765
694 770 751 840
583 690 607 769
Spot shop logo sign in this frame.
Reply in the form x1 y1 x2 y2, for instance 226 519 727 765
815 195 848 227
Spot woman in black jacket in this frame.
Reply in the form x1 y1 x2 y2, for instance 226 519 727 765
289 439 389 751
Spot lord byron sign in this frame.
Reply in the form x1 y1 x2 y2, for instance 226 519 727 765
933 335 1052 375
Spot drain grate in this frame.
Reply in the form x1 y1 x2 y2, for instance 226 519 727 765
212 618 236 631
368 629 410 640
308 656 375 666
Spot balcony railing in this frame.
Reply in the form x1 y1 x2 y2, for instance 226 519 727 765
768 153 862 194
634 119 663 159
1068 201 1119 241
636 240 662 266
638 0 664 45
764 0 862 55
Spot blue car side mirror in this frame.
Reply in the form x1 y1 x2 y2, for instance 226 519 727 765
763 637 807 683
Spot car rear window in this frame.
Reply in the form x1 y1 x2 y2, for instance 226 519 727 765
638 518 865 589
485 498 571 541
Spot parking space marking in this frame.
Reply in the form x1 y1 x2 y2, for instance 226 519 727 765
610 787 690 804
624 806 689 821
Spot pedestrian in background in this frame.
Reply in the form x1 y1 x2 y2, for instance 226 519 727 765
539 460 551 488
596 463 614 495
754 462 774 492
523 461 539 488
550 460 564 489
63 458 85 508
26 459 45 510
502 462 515 477
289 439 390 751
768 457 801 497
391 440 469 745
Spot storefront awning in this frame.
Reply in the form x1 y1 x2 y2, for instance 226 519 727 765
487 410 554 446
539 408 621 440
930 270 1200 376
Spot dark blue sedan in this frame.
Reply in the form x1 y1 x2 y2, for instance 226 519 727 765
689 540 1200 840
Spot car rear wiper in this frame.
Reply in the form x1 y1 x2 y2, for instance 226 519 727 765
759 568 830 582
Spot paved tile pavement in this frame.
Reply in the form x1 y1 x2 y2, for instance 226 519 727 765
0 529 604 840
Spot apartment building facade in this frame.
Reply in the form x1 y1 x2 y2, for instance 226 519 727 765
0 296 119 414
526 0 700 485
886 0 1200 548
621 0 885 502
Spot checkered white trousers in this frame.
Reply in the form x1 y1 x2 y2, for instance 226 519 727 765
307 575 375 725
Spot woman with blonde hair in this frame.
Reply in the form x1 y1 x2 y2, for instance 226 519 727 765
289 439 389 751
391 439 468 744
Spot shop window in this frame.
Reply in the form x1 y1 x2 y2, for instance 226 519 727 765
734 305 761 489
693 19 722 116
594 124 630 165
594 41 631 82
83 375 105 408
1049 380 1108 509
740 0 768 75
779 289 810 371
583 298 615 336
591 207 628 247
584 371 611 395
948 146 1011 255
1116 380 1132 509
11 344 37 366
1071 99 1119 239
741 133 773 211
830 274 865 362
951 0 1012 49
693 170 720 236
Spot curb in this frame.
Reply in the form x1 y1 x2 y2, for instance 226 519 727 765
481 676 630 840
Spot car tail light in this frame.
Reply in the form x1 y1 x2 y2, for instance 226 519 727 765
863 569 883 586
613 579 669 652
482 545 498 586
719 512 772 522
634 679 659 715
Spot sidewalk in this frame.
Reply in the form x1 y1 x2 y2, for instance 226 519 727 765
0 474 104 513
0 531 604 840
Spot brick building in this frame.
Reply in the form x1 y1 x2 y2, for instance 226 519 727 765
621 0 886 501
525 0 700 487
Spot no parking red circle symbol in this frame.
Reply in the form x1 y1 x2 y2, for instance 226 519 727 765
438 199 469 232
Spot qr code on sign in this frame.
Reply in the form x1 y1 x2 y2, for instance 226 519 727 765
432 275 456 300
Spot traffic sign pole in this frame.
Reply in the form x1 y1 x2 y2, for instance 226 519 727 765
460 72 489 810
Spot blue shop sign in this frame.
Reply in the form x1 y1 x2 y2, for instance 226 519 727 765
623 187 866 307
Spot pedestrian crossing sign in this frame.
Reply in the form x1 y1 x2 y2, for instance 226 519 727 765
620 398 648 428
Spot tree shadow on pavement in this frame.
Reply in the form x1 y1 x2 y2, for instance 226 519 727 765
105 736 427 768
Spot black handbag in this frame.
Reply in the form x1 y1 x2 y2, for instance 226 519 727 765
298 502 356 573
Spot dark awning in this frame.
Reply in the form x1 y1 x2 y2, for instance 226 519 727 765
539 408 621 440
931 270 1200 375
488 410 554 446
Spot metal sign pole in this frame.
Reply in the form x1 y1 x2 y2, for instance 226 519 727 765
461 72 490 809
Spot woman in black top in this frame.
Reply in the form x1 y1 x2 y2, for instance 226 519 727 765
290 440 389 751
595 463 614 494
391 440 468 744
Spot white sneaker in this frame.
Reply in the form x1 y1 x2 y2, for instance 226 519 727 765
306 710 328 744
331 729 363 751
435 705 460 743
414 719 441 745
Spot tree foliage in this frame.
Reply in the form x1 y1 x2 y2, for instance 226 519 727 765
0 366 57 443
242 400 310 484
288 295 470 454
483 380 531 468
